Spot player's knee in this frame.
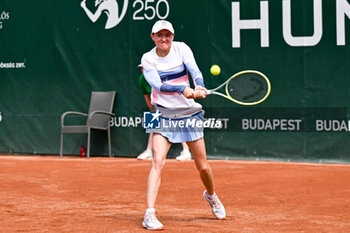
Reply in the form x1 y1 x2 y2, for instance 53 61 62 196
198 165 210 175
153 156 165 171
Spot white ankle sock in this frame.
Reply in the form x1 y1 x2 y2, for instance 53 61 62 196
146 208 155 214
208 192 216 199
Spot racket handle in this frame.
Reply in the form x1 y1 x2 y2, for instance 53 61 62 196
199 89 211 95
195 88 211 95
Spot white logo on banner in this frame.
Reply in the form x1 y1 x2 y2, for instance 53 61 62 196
0 10 10 30
80 0 171 29
80 0 128 29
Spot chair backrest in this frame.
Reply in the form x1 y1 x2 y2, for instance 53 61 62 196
88 91 116 129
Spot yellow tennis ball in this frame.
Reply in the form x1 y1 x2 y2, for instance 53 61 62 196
210 65 221 76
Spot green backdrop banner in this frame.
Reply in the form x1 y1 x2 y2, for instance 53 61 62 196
1 0 350 162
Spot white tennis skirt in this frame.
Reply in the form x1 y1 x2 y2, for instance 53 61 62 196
147 110 205 143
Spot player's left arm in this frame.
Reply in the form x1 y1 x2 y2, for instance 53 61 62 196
181 43 207 98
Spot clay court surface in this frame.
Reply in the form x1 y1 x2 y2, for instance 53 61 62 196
0 155 349 233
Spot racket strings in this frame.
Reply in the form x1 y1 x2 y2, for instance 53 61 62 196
227 73 269 103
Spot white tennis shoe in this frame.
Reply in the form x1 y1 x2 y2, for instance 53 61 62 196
137 150 153 160
142 209 164 230
203 190 226 220
175 150 191 161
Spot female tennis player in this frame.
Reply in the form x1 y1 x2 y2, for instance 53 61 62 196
141 20 226 230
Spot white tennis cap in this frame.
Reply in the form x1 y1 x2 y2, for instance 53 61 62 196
151 20 174 34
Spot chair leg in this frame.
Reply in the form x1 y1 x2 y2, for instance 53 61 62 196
87 130 91 158
108 128 112 157
60 133 63 158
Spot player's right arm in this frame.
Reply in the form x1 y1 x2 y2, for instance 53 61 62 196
141 55 187 94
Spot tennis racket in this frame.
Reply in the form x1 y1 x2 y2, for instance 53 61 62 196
205 70 271 105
